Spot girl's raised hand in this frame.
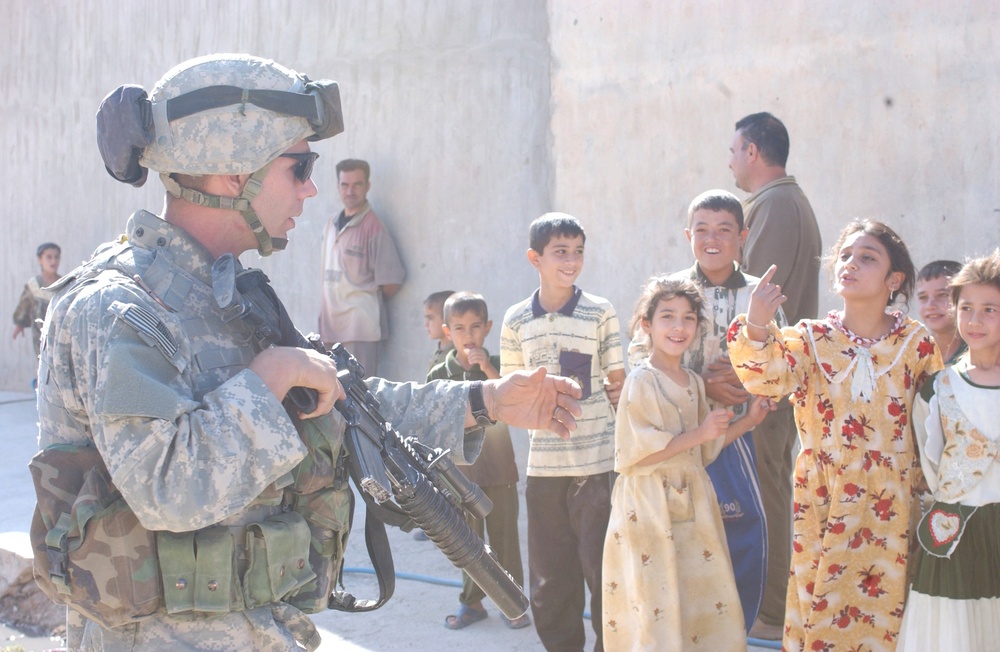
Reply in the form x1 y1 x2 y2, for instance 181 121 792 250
746 264 787 340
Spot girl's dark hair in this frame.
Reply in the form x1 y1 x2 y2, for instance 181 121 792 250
826 220 915 307
950 249 1000 306
629 275 705 341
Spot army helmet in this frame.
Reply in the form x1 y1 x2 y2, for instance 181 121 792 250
96 53 343 255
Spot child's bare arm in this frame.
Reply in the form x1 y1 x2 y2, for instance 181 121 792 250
722 396 776 446
467 348 501 379
637 408 732 466
479 359 501 379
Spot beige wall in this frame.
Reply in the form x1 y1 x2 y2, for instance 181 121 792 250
3 1 998 390
548 1 1000 330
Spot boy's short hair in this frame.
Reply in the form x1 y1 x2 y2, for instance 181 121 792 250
37 242 60 257
336 158 370 181
918 260 963 283
529 212 586 254
423 290 455 311
443 291 489 324
687 190 745 230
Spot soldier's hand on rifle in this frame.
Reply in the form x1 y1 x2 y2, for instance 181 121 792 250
251 347 347 418
478 367 583 440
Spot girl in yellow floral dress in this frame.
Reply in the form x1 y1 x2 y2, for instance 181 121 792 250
727 220 941 651
602 277 772 651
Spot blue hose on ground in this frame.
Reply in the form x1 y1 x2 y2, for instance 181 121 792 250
344 566 462 588
341 567 782 649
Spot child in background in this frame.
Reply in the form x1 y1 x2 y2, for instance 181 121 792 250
430 292 530 631
424 290 456 371
603 276 772 650
728 220 942 650
899 250 1000 652
672 189 777 630
916 260 967 365
13 242 61 357
501 212 626 651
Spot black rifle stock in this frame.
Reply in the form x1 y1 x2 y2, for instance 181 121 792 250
211 254 529 618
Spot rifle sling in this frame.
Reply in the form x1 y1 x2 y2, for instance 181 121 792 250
327 431 412 613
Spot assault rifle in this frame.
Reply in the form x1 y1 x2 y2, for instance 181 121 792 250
211 254 529 619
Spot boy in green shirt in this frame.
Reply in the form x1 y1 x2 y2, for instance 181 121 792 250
430 292 529 630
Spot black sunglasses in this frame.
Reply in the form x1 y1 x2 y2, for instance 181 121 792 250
279 151 320 182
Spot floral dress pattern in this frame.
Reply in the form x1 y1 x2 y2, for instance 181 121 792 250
727 313 940 651
602 361 745 651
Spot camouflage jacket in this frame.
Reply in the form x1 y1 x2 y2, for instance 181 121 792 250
37 210 479 651
13 274 55 355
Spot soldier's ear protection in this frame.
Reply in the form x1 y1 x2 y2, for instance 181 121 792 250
95 79 343 188
96 85 154 187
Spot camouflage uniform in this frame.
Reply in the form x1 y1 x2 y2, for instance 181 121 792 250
37 210 480 651
12 274 55 356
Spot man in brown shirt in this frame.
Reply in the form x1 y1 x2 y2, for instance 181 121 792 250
725 112 821 640
729 113 821 325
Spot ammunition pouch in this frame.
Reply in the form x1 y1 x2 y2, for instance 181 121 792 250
158 513 315 615
29 444 161 628
30 442 335 627
283 413 352 613
245 514 316 608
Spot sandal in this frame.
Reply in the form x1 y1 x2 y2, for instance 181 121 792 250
444 604 488 630
501 613 532 630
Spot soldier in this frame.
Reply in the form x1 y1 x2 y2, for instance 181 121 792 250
33 54 581 651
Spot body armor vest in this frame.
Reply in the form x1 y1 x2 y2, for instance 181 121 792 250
31 214 350 628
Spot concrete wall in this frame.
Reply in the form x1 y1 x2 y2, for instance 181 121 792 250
3 1 998 390
1 0 552 387
548 1 1000 328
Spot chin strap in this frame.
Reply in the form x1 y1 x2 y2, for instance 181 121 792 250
160 165 285 256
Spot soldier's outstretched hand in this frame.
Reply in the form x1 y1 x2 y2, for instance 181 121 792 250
483 367 583 440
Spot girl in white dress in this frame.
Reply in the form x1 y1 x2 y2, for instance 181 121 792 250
602 276 772 651
900 249 1000 651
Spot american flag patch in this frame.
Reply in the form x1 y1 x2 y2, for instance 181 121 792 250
110 301 178 359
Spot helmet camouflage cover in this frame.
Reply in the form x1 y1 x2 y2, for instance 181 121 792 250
96 53 343 255
142 54 321 176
